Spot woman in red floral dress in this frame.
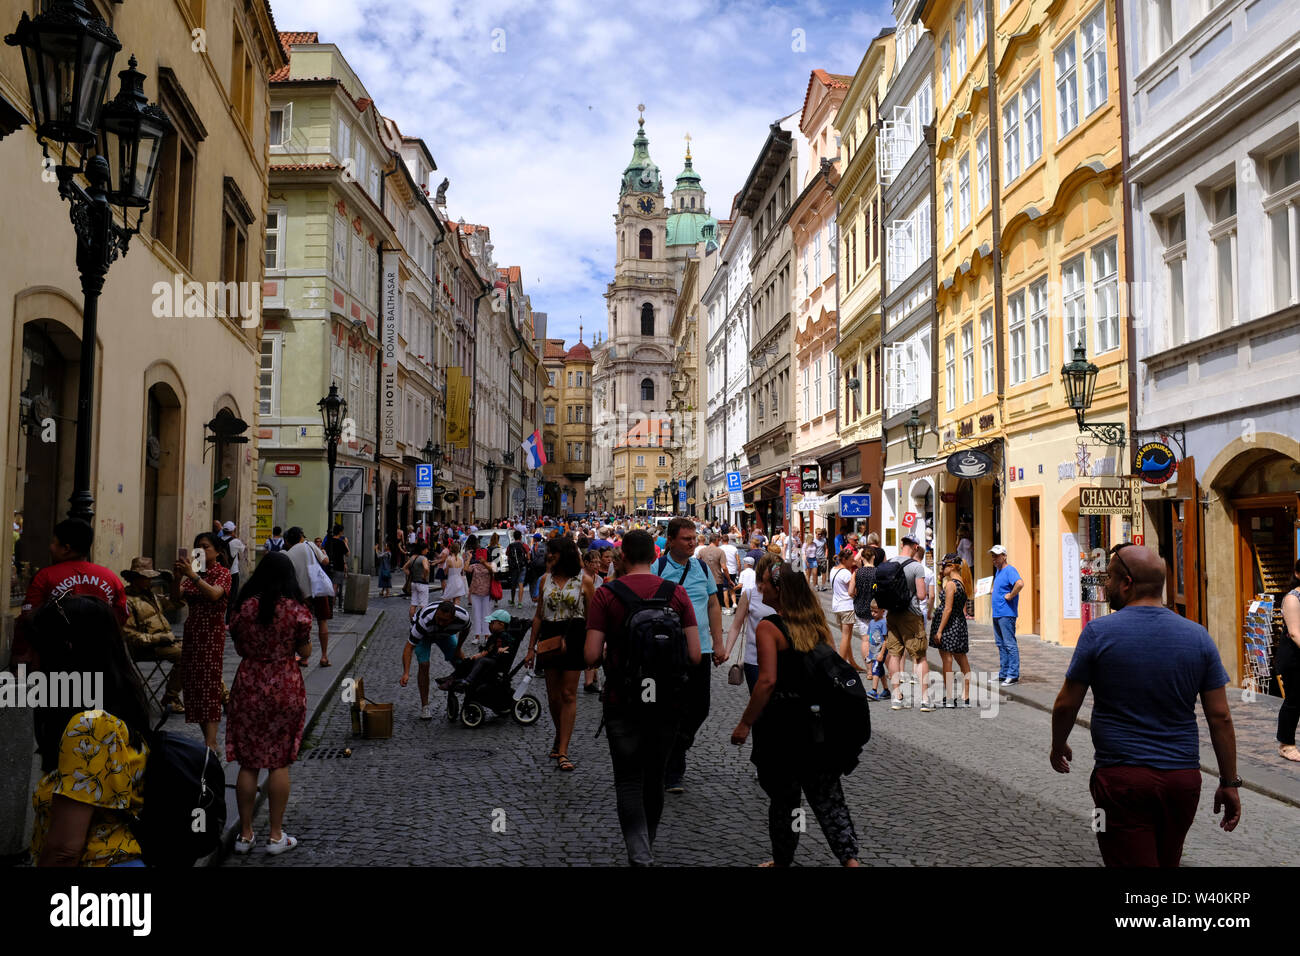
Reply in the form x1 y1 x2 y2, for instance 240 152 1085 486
226 551 313 856
172 531 231 752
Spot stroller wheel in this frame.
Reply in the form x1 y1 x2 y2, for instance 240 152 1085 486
446 694 459 722
513 694 541 725
460 701 485 728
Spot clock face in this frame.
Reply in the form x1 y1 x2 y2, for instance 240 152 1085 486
637 197 655 214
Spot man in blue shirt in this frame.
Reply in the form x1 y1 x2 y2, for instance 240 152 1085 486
654 516 723 793
1050 543 1240 866
989 545 1025 685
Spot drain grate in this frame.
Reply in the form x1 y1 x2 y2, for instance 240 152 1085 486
429 748 495 761
303 747 352 759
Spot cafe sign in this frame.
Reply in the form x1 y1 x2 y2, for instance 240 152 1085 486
945 449 995 480
1078 486 1132 515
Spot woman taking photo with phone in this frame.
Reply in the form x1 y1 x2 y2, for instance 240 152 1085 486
173 531 232 752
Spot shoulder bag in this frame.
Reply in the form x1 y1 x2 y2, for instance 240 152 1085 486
307 552 335 598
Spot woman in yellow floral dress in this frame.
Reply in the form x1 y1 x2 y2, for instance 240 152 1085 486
28 595 152 866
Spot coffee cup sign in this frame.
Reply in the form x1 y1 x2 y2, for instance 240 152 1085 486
945 448 995 479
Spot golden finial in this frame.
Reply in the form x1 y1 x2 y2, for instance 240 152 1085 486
637 103 645 126
684 132 692 160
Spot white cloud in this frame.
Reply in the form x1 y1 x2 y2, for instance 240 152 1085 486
268 0 892 343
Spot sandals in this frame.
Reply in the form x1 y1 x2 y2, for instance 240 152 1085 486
555 755 575 772
1280 744 1300 763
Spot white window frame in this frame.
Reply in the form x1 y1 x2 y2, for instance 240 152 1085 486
973 0 985 48
636 454 645 467
259 334 280 417
1263 146 1300 310
1056 35 1079 139
941 33 951 102
636 478 645 492
658 455 667 468
1081 3 1108 118
958 153 971 229
954 4 967 77
1022 73 1043 167
545 405 555 425
814 357 823 416
943 177 954 246
945 335 956 411
981 309 995 395
333 212 348 280
1091 238 1119 354
269 102 292 148
265 205 286 271
1062 255 1087 358
1003 97 1021 183
1029 277 1049 378
827 353 837 410
1008 291 1027 386
961 323 974 404
1210 182 1238 330
976 130 990 210
801 366 810 421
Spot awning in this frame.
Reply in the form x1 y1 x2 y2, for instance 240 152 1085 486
821 485 870 514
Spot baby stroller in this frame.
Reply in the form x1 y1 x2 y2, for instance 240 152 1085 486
445 616 541 728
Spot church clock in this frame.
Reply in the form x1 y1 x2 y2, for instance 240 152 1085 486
637 197 655 214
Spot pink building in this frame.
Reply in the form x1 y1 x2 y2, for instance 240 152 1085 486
791 70 851 536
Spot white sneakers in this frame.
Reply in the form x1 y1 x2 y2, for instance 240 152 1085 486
233 833 255 854
266 833 298 856
420 704 432 720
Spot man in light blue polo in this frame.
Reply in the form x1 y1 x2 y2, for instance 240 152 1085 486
990 544 1025 685
654 516 723 794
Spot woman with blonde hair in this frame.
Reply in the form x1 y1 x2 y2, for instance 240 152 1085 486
929 553 973 708
730 555 860 867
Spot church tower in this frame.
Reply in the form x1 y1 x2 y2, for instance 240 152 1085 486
592 108 679 513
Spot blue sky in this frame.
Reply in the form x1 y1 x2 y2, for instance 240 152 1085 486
269 0 892 346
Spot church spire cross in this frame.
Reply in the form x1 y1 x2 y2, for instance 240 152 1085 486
684 132 692 161
637 103 645 127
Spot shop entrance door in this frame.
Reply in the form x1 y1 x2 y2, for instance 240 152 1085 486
1029 497 1040 635
1235 503 1297 694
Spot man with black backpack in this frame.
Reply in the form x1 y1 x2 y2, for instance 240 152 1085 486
653 517 723 794
873 536 932 711
585 529 701 866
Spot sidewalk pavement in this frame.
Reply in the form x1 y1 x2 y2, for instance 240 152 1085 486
807 587 1299 809
145 588 388 864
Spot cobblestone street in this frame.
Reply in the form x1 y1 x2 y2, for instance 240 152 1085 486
224 590 1300 867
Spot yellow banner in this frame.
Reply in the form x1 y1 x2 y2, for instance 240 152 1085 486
446 367 470 448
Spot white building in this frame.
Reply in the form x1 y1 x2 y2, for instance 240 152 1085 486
1124 0 1300 680
702 207 753 522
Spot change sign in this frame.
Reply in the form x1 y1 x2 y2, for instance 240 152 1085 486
1078 486 1132 515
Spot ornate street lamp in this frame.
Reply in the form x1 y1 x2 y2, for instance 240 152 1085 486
318 385 346 532
421 440 437 464
7 3 172 522
1061 345 1126 446
904 408 939 464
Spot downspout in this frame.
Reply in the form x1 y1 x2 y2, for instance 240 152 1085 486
1115 0 1139 476
471 288 488 522
984 0 1008 539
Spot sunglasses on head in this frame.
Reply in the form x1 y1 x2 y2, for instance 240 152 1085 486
1108 543 1135 582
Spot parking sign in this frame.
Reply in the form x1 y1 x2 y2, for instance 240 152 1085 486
726 471 742 493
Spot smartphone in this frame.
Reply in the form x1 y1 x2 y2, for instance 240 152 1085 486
177 547 189 563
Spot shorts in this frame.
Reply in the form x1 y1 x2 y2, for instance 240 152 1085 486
835 610 857 628
312 596 333 621
806 559 818 570
410 582 430 607
884 611 927 661
411 632 460 665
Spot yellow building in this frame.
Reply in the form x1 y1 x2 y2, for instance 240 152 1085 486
613 418 674 517
831 31 895 543
540 335 593 515
922 0 1129 643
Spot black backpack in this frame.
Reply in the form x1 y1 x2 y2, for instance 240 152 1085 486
130 731 225 866
529 541 548 570
871 557 915 613
798 642 872 775
604 579 691 710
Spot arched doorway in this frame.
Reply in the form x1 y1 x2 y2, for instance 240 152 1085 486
13 321 79 596
208 404 247 527
142 382 183 567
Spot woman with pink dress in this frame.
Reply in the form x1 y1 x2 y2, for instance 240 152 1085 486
172 531 231 752
227 552 313 856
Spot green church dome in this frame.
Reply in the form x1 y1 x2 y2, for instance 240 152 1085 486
620 115 662 196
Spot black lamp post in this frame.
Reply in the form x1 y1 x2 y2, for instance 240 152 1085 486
1061 345 1126 446
904 408 939 464
318 385 346 533
484 459 498 519
7 2 172 523
421 440 437 465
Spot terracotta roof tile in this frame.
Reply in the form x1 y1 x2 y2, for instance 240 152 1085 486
801 68 853 125
543 339 568 360
270 31 319 81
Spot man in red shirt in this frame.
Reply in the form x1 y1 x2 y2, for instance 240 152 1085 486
11 519 128 665
584 529 700 866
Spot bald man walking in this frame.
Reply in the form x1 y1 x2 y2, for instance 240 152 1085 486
1050 543 1241 867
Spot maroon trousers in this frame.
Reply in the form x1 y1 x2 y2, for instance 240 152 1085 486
1089 765 1202 867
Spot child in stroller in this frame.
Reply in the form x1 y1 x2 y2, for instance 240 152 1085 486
445 610 541 727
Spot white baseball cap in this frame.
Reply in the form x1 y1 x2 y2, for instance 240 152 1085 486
989 544 1008 556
